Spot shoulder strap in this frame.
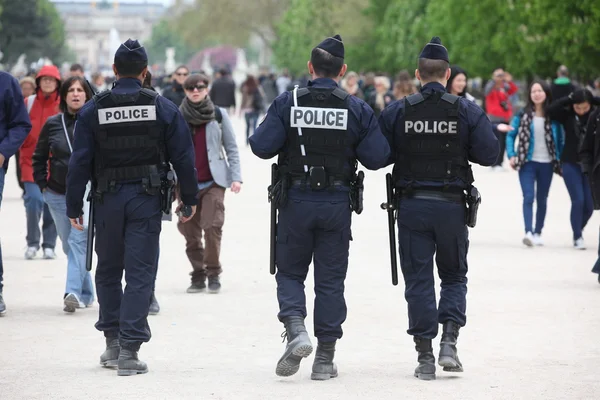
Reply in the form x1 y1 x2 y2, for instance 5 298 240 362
441 93 460 104
26 95 35 114
214 106 222 124
139 88 159 101
332 87 350 101
296 88 310 98
406 93 425 106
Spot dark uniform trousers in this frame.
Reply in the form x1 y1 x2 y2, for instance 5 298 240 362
94 183 162 350
276 198 352 343
397 197 469 339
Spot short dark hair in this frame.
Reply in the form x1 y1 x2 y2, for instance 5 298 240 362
183 73 210 90
114 60 148 78
59 76 93 113
417 58 449 81
70 63 84 73
310 48 344 78
175 65 189 73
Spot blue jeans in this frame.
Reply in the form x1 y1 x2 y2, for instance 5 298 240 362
23 182 56 250
43 189 94 304
0 167 4 292
518 161 554 234
562 162 594 240
245 111 259 144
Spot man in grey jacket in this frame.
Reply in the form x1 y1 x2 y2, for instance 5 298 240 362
178 73 242 293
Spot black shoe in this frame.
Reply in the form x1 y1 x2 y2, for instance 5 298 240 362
208 277 221 294
149 293 160 315
438 321 463 372
100 337 120 368
117 349 148 376
311 341 338 380
597 274 600 284
187 278 207 293
0 293 6 316
414 337 436 381
276 316 313 377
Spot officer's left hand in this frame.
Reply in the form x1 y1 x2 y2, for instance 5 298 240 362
70 216 84 231
230 181 242 194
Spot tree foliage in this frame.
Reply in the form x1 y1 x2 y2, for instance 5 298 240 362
273 0 600 79
0 0 67 65
145 19 204 65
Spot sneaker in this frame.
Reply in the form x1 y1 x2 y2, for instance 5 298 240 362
574 238 586 250
63 293 81 313
208 277 221 294
533 233 544 246
25 247 37 260
43 248 56 260
522 232 534 247
0 293 6 316
186 280 207 294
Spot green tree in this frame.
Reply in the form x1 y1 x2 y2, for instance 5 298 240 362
145 19 201 65
0 0 67 65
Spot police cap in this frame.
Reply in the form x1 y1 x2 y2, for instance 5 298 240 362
315 34 344 59
114 39 148 65
419 36 449 63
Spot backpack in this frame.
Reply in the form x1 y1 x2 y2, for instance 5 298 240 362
26 95 35 114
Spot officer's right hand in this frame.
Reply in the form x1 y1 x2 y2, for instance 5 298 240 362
509 157 518 170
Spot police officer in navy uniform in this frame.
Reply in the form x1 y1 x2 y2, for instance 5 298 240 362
66 39 199 376
249 35 390 380
379 37 499 380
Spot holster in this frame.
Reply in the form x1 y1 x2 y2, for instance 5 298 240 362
268 170 289 208
349 170 365 214
160 170 177 215
465 185 481 228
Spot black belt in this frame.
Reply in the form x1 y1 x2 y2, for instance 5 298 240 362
400 189 465 203
291 179 349 188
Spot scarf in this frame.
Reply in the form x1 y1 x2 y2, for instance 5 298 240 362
179 96 215 127
516 110 561 174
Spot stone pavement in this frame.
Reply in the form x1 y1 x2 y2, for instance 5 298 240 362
1 116 599 400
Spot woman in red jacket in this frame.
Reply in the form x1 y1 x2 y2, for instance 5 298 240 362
19 65 61 260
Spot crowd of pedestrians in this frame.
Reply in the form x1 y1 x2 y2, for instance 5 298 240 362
1 58 600 318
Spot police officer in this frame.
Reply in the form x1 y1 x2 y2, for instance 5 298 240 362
379 37 499 380
66 39 199 376
249 35 390 380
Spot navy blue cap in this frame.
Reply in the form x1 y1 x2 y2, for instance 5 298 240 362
419 37 449 63
114 39 148 65
315 34 344 59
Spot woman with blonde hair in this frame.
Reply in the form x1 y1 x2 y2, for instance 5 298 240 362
368 76 394 117
341 71 364 99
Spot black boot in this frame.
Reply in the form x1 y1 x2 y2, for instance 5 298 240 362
438 321 463 372
117 349 148 376
149 293 160 315
275 316 313 377
311 341 338 381
414 337 436 380
100 337 120 368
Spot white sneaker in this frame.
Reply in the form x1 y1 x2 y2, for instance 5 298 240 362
574 238 586 250
533 233 544 246
43 248 56 260
25 247 37 260
63 293 81 313
522 232 534 247
493 165 505 172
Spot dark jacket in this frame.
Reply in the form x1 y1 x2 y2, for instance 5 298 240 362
162 81 186 107
209 76 236 108
0 71 32 169
32 112 75 194
579 108 600 209
548 95 600 164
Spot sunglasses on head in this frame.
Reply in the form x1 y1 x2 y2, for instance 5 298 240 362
185 84 207 91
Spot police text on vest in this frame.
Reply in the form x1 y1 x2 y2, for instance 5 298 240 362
98 106 157 125
405 120 457 134
290 107 348 130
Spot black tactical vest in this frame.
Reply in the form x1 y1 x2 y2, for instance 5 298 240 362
93 88 165 192
281 86 354 185
393 91 473 186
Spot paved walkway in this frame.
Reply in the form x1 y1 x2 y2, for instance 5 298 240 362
1 117 599 399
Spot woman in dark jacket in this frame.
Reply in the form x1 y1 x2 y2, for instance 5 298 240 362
579 107 600 281
548 89 600 249
32 76 95 313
